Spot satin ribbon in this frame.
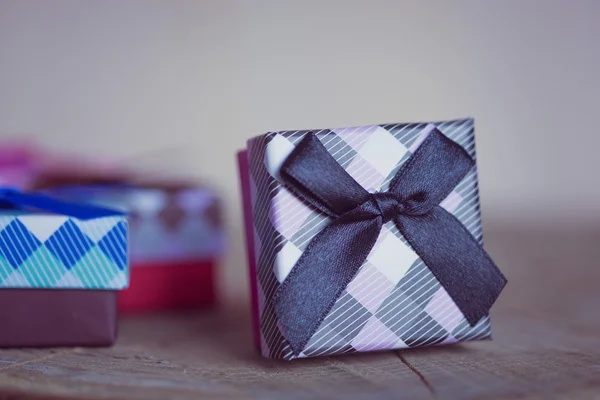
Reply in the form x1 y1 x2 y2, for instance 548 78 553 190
273 129 507 355
0 187 123 219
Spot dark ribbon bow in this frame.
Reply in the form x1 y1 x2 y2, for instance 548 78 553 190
0 187 123 219
273 129 507 355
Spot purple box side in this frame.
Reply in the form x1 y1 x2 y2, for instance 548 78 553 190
0 289 117 348
237 150 261 352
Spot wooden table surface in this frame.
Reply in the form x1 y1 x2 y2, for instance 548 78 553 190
1 224 600 400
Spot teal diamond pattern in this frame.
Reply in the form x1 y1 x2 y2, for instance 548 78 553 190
0 214 128 289
0 254 13 283
71 246 123 289
17 246 65 287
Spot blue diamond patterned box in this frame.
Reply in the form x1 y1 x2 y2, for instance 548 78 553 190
0 189 128 347
238 118 507 359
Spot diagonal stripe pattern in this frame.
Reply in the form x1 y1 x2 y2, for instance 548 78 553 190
246 118 492 360
42 187 224 263
0 213 128 289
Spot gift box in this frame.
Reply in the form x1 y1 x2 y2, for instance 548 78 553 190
238 118 507 359
0 189 128 347
0 142 39 189
0 140 125 190
40 183 224 313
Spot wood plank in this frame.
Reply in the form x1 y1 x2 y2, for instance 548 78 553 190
400 226 600 400
0 309 431 399
0 225 599 399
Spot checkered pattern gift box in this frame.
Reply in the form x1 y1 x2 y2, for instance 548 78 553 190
0 188 128 348
40 183 224 313
238 118 507 360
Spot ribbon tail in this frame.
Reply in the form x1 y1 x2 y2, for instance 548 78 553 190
398 206 507 326
273 206 382 356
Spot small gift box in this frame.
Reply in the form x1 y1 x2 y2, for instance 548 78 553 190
39 183 224 313
0 189 128 347
238 118 507 359
0 140 124 190
0 141 40 189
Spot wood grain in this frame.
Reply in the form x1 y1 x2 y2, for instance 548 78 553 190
1 224 599 399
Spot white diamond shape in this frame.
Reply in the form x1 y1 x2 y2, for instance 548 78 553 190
442 335 458 345
332 125 379 150
72 216 121 243
54 271 84 288
2 271 30 287
0 216 16 231
425 287 463 333
265 134 295 180
177 189 213 213
269 187 312 240
369 234 417 284
351 316 398 352
274 241 302 283
440 191 463 213
358 126 408 177
129 190 165 216
108 271 128 289
393 336 409 350
18 215 69 242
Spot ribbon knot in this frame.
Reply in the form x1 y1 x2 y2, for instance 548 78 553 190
273 129 507 356
370 192 401 222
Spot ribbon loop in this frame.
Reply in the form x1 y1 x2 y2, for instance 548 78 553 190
274 128 507 356
388 130 475 215
280 133 370 217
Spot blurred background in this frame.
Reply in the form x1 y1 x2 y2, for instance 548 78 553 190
1 0 599 306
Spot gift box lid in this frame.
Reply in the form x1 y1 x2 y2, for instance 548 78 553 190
0 190 128 290
39 183 224 262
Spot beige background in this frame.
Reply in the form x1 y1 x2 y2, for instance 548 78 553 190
1 0 598 301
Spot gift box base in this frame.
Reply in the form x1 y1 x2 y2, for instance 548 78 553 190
117 259 217 313
0 289 117 348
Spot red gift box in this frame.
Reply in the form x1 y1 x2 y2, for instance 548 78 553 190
40 182 224 314
119 258 217 313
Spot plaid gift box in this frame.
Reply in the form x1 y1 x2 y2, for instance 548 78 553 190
41 184 224 313
238 118 505 359
0 190 128 347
